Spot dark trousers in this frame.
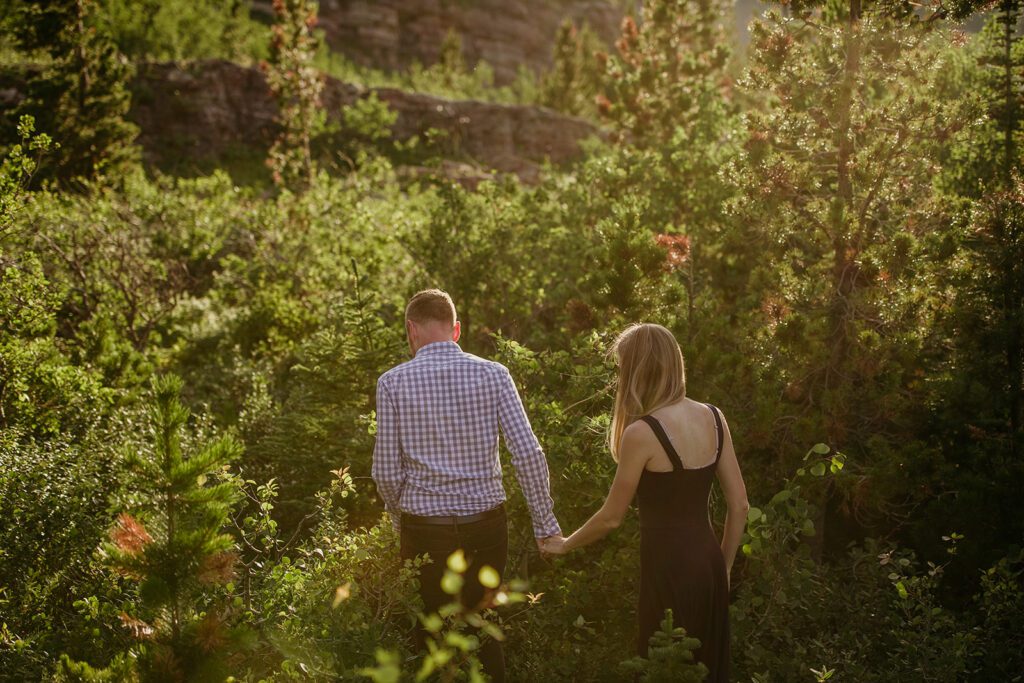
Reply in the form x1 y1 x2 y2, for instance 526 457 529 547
400 507 509 682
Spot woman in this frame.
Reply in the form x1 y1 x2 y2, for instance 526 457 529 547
542 323 748 681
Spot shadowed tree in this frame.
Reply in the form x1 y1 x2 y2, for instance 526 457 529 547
3 0 138 187
725 0 987 555
539 19 605 118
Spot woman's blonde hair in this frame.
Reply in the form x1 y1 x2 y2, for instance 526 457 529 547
609 323 686 460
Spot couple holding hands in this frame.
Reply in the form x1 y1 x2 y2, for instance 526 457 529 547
372 289 749 682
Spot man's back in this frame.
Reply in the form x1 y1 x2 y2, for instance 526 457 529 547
372 340 560 538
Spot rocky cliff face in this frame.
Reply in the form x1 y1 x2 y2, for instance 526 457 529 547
254 0 627 86
130 59 598 183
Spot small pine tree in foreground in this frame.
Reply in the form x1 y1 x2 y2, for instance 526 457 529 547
59 375 250 681
618 610 708 682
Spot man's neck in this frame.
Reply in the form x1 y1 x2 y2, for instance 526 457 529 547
415 339 457 354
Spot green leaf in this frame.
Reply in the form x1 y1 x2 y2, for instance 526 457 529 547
420 613 443 634
895 581 908 599
747 507 763 523
812 443 830 455
481 621 505 641
447 549 467 573
770 489 791 505
810 462 826 477
478 565 500 589
441 570 463 595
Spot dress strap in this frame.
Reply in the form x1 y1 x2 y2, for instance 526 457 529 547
638 415 684 472
706 404 724 463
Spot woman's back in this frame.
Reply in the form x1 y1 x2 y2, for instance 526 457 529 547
636 400 724 529
643 398 722 470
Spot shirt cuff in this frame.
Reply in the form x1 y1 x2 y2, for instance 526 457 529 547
533 517 562 539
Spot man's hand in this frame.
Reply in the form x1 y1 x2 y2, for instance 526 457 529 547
538 534 569 557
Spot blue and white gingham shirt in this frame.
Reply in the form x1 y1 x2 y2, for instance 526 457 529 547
372 341 561 538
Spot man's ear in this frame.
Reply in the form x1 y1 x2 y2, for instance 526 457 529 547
452 321 461 343
406 319 417 341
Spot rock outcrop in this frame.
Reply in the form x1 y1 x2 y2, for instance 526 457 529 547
254 0 628 86
130 60 599 182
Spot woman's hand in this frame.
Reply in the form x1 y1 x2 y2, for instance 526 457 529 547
540 535 570 556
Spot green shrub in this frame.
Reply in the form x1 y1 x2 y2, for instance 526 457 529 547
96 0 268 63
0 432 127 681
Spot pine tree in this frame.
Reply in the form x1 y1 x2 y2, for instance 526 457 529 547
7 0 139 187
934 4 1024 458
436 29 467 91
962 184 1024 456
733 2 977 449
64 375 248 681
262 0 324 193
942 2 1024 197
981 2 1024 191
971 5 1024 455
539 19 605 118
618 611 708 682
599 0 731 147
719 2 993 559
582 0 738 342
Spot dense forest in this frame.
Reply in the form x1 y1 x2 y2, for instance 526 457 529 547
1 0 1023 680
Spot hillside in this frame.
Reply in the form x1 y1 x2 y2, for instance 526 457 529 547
131 60 598 183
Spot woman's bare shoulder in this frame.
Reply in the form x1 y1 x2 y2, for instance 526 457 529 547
621 419 660 455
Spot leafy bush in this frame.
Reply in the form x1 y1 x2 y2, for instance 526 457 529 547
0 432 127 681
96 0 268 63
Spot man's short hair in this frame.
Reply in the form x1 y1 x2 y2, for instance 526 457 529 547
405 289 457 328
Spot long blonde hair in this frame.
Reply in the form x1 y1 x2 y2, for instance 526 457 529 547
609 323 686 460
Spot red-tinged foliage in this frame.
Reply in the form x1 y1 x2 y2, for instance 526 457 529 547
195 611 228 653
110 513 152 555
654 233 691 271
119 612 155 640
198 550 238 585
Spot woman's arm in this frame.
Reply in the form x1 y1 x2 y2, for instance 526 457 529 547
554 423 652 553
715 411 749 586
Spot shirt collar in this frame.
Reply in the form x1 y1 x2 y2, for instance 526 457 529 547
415 341 462 357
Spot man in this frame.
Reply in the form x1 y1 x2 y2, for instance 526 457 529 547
372 288 561 681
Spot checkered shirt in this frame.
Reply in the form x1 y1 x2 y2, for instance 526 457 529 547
371 341 561 538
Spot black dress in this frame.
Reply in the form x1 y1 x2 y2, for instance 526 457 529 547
636 404 730 682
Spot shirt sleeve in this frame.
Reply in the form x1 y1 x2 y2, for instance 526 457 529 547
371 375 403 531
495 366 562 538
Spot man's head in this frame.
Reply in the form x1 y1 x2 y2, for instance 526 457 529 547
405 288 460 355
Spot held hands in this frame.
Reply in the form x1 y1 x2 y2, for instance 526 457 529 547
538 534 570 557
